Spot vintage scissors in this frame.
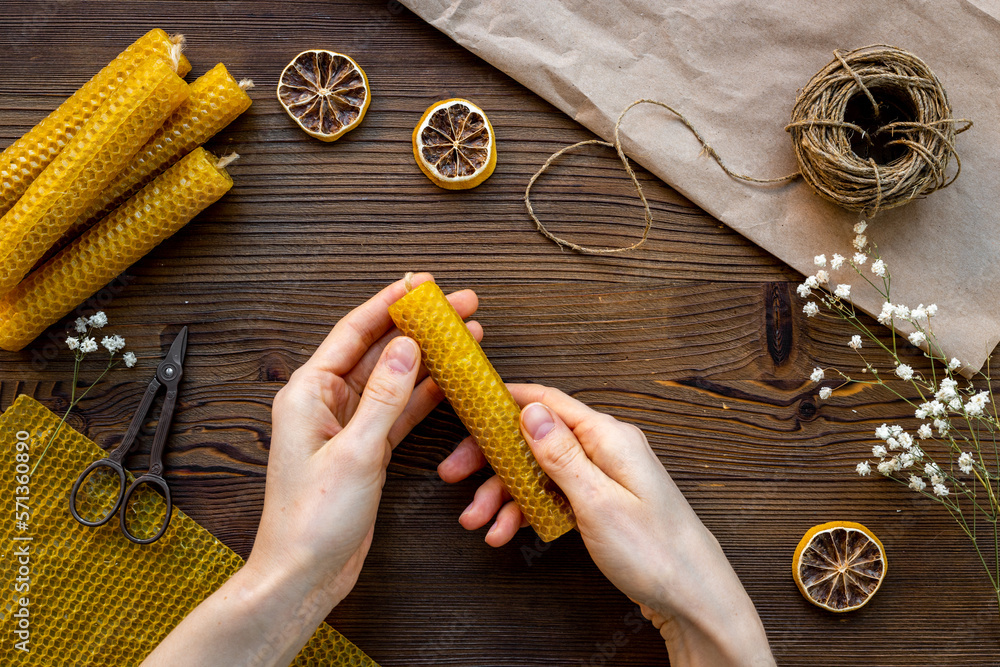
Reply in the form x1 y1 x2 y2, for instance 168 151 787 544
69 326 187 544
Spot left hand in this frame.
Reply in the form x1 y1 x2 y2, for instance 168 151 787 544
246 273 482 606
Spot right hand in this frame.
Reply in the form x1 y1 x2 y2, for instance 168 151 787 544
439 384 774 667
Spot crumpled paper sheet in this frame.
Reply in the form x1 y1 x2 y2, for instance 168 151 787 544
402 0 1000 373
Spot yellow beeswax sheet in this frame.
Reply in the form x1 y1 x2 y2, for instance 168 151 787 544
0 394 376 666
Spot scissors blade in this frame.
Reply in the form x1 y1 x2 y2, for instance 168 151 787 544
158 326 188 386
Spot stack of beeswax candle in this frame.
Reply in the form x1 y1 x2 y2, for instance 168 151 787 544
0 31 253 351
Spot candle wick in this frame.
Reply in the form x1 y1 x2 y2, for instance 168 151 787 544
216 153 240 169
403 272 414 292
238 78 255 91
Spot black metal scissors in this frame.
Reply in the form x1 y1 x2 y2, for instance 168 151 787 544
69 326 187 544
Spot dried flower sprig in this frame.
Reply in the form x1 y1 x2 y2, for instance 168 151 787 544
801 220 1000 615
31 312 137 474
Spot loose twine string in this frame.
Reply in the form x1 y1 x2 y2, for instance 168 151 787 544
525 45 971 254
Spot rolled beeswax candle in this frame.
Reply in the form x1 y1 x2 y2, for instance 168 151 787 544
64 63 252 241
0 56 189 294
0 29 190 218
0 148 233 351
389 280 576 542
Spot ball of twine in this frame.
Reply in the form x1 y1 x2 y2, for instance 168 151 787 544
786 44 971 216
526 45 972 254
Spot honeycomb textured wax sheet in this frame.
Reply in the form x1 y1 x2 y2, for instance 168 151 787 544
0 56 189 294
0 29 191 219
0 147 231 352
0 394 378 666
389 281 576 541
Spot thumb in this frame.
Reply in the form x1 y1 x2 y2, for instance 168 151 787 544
521 402 606 503
341 336 420 450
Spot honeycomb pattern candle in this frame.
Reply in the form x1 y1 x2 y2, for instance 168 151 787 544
63 63 253 242
0 148 233 351
388 279 577 542
0 55 189 294
0 29 191 218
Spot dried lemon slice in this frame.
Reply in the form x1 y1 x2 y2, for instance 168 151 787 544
793 521 887 612
277 50 370 141
412 98 497 189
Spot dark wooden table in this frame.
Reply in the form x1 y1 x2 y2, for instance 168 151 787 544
2 2 997 664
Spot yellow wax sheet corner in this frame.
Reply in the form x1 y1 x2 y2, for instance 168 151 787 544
0 394 376 666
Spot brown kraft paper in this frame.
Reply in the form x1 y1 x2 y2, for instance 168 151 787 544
401 0 1000 374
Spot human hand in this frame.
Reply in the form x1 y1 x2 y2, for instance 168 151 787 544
439 384 774 667
247 273 482 608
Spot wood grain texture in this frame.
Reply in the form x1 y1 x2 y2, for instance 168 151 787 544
1 2 998 664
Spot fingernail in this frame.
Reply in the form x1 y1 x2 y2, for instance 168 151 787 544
459 504 473 524
387 337 418 374
522 403 555 441
485 520 498 539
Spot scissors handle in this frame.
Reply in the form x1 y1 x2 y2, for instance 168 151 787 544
69 459 127 527
107 375 162 464
147 382 178 477
118 473 173 545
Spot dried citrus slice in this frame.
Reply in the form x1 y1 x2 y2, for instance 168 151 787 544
412 98 497 189
277 50 370 141
792 521 887 612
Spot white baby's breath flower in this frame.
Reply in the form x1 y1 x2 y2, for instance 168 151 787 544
803 302 819 317
877 301 894 325
893 304 910 319
856 461 871 476
934 418 950 436
933 483 950 497
878 459 899 475
871 259 886 277
80 337 98 354
872 444 888 458
814 254 827 267
930 400 946 417
935 378 958 402
66 336 80 351
966 391 989 417
88 312 108 329
899 452 915 469
948 357 961 371
101 334 125 354
834 284 851 299
926 304 938 316
909 445 924 461
886 437 900 451
796 283 812 298
854 220 868 234
810 367 824 382
815 270 830 284
917 421 933 438
908 331 926 346
958 452 975 474
925 462 941 477
911 305 927 322
898 432 913 450
909 475 927 491
890 425 903 437
853 252 867 266
948 397 963 412
74 317 89 334
831 253 845 270
819 387 833 399
123 351 137 368
895 364 914 381
853 234 868 251
804 275 819 289
848 335 862 350
875 424 891 440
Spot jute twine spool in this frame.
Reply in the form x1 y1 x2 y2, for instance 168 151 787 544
526 44 971 254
